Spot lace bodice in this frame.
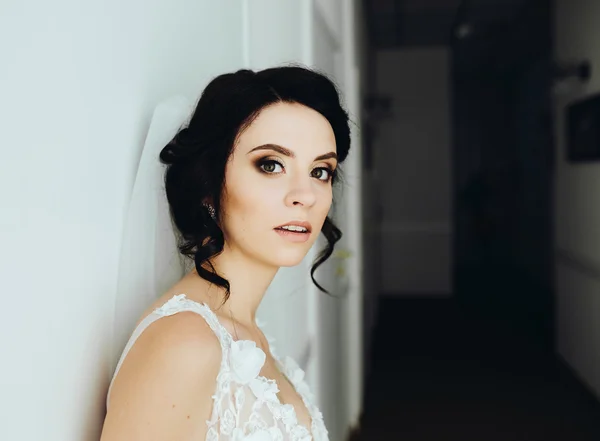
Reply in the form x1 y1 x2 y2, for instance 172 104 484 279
107 294 329 441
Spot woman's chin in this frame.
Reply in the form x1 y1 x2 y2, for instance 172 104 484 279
270 249 310 268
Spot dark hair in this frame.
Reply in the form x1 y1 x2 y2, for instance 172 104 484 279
160 66 350 301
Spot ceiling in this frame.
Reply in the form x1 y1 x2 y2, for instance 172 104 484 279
365 0 528 47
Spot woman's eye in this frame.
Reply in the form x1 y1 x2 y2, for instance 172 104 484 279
312 167 333 182
259 160 283 174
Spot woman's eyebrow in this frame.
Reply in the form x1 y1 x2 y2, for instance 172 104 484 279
315 152 338 162
248 144 294 157
248 144 338 162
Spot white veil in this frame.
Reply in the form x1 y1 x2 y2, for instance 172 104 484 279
111 95 195 370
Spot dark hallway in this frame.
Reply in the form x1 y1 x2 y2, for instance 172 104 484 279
356 0 600 438
354 296 600 440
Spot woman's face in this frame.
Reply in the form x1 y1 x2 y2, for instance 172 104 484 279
220 102 337 268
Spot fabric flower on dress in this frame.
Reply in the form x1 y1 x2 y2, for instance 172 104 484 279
290 425 312 441
310 407 323 422
282 356 305 385
229 340 266 384
249 377 279 402
279 403 298 427
295 381 315 403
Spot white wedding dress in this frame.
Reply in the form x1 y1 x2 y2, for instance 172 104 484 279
106 294 329 441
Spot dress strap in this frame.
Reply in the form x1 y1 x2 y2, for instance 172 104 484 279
106 294 231 410
152 294 234 349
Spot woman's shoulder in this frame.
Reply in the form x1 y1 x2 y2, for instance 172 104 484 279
113 304 224 397
149 304 224 351
144 284 241 342
102 301 223 440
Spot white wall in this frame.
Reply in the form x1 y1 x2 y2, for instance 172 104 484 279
1 1 362 440
316 0 342 41
244 0 305 69
0 2 244 440
554 0 600 398
374 48 452 295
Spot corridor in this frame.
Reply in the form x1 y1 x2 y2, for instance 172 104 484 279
354 296 600 440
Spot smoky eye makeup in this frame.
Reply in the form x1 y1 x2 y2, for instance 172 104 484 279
313 165 337 182
255 156 284 174
253 154 337 182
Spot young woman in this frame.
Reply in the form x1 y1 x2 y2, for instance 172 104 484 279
100 66 350 441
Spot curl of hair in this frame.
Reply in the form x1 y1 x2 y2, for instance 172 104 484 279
160 66 350 302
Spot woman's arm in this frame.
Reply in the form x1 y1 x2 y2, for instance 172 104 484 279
100 312 222 441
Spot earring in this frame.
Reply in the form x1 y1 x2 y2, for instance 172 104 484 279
204 203 216 221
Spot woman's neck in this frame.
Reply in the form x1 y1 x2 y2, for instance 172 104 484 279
187 248 279 327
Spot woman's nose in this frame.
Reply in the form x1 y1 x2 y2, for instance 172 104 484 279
284 176 317 208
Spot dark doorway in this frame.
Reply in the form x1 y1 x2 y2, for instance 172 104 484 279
450 0 555 350
354 1 600 439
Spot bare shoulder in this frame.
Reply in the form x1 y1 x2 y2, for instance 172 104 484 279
101 311 222 441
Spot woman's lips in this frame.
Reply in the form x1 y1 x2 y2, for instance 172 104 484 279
274 227 311 243
275 220 312 232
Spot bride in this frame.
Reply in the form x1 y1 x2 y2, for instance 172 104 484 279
100 66 350 441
